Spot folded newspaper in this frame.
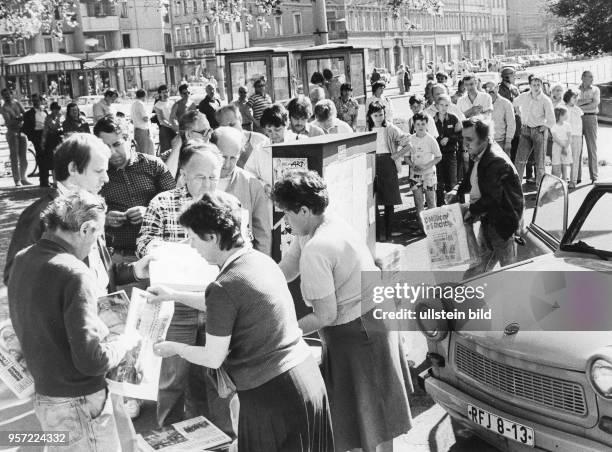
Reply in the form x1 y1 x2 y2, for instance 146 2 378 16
420 204 480 269
100 289 174 400
136 416 232 451
0 319 34 399
149 242 219 292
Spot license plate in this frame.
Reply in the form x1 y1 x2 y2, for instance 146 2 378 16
467 404 535 447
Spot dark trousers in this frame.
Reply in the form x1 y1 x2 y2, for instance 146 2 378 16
39 132 57 187
158 125 176 155
436 151 457 206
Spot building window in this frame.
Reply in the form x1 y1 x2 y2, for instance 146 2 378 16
256 22 266 38
194 26 201 42
122 33 131 48
164 33 172 52
184 25 191 43
183 0 188 15
173 0 180 15
274 16 283 36
119 1 128 18
193 0 198 13
86 0 116 17
175 26 182 45
203 24 211 41
1 42 11 56
293 13 302 34
223 22 231 34
235 21 242 33
44 38 53 53
93 35 108 51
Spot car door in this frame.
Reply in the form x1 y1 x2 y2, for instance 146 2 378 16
516 174 568 262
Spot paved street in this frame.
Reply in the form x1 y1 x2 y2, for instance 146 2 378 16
0 57 610 450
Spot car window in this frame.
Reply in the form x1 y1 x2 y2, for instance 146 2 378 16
571 192 612 253
532 174 567 242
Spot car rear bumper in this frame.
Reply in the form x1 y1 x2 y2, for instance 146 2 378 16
423 372 605 452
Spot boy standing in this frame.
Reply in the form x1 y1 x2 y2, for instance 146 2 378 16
434 94 462 207
407 113 442 231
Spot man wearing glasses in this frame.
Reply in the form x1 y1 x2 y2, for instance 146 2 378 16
169 83 197 132
136 142 237 435
94 115 175 274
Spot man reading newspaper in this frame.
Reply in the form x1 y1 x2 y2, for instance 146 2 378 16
445 118 524 278
8 191 143 452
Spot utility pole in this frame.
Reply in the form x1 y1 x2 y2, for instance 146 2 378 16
312 0 329 45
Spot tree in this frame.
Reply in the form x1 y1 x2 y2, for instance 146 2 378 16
1 0 443 43
547 0 612 55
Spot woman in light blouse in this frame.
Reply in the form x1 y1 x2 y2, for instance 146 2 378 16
274 170 412 452
152 191 333 452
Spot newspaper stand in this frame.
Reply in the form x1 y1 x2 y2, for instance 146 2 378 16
271 132 377 318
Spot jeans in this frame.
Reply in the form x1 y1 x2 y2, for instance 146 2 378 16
6 129 28 183
515 125 547 188
157 309 238 438
133 128 154 155
582 115 598 181
33 388 126 452
464 221 517 279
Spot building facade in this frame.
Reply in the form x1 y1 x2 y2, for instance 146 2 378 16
506 0 558 53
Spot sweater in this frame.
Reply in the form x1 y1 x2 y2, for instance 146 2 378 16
8 234 131 397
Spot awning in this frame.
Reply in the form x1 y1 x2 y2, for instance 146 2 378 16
7 53 82 75
94 48 164 68
83 60 103 70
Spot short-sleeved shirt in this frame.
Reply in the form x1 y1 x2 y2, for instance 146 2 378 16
457 91 493 120
205 249 310 390
281 214 380 326
578 84 600 114
248 93 272 121
565 104 583 136
92 100 112 122
407 133 442 177
130 99 149 130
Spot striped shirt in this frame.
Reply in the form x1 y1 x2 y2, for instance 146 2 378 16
248 93 272 120
136 185 192 258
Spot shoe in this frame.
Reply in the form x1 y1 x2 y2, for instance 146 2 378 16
14 181 22 187
124 399 141 419
21 179 34 186
577 179 582 184
591 179 598 184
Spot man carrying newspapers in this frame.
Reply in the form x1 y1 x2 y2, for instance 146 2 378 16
8 191 143 452
445 118 524 278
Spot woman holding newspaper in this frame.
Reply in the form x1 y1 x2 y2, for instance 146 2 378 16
151 191 333 452
273 170 413 452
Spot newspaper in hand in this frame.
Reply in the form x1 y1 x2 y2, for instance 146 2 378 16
99 289 174 400
420 204 480 269
0 319 34 399
136 415 232 451
149 242 219 292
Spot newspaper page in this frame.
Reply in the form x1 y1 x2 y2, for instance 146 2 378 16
420 204 479 269
100 289 174 400
137 416 232 451
0 319 34 399
149 242 219 292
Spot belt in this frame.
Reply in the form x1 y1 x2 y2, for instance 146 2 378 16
583 112 597 115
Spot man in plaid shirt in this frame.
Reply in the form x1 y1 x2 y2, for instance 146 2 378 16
136 142 237 435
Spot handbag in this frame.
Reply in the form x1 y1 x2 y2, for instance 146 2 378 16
206 366 236 398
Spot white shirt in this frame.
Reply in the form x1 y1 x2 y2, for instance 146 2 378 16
513 91 555 129
457 91 493 120
407 112 439 138
34 108 46 130
131 99 149 130
565 104 583 136
154 99 173 127
407 133 441 177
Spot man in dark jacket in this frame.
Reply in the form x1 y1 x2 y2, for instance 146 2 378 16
198 83 221 129
446 118 524 278
21 94 48 186
8 190 142 451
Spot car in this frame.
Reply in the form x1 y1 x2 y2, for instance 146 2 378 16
76 95 104 120
517 79 552 96
371 67 391 85
476 72 501 85
500 57 525 71
419 175 612 451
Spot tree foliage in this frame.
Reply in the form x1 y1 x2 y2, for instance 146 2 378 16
1 0 443 43
547 0 612 55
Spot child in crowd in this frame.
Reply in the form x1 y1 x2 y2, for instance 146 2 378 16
367 101 412 241
405 95 438 146
433 94 462 207
406 113 442 231
550 106 573 184
563 89 584 188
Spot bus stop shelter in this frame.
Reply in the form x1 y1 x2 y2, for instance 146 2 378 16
94 48 166 93
7 53 82 99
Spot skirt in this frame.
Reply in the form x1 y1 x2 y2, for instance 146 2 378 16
237 355 333 452
319 310 412 452
375 154 402 206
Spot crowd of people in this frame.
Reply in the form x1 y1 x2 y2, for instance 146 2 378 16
0 61 601 451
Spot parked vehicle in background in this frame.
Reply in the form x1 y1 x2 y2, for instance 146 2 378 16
476 72 501 86
500 57 525 71
372 67 392 85
421 175 612 452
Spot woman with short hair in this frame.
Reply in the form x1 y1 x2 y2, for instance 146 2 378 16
62 103 91 136
153 191 333 452
274 170 412 452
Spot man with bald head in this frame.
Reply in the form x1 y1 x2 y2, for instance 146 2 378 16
137 141 237 432
211 126 272 255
